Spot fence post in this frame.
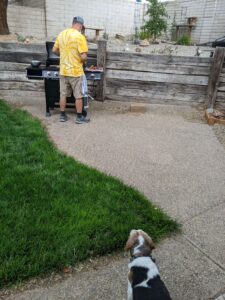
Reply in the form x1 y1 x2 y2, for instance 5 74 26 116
96 39 107 101
207 47 225 109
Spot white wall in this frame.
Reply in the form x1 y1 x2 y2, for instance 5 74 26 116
46 0 145 38
6 0 225 43
166 0 225 43
7 5 46 38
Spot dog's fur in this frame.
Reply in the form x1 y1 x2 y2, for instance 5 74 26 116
125 229 172 300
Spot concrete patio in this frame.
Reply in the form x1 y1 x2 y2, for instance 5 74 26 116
2 100 225 300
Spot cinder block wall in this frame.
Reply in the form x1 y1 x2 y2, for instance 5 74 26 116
6 0 225 43
7 5 46 38
46 0 143 38
165 0 225 44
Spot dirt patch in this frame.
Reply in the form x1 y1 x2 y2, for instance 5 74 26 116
107 37 213 57
0 34 43 44
0 33 213 57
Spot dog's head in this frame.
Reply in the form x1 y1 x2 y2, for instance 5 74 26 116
124 229 155 257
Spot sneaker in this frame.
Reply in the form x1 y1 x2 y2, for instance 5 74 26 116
60 113 68 122
75 115 90 124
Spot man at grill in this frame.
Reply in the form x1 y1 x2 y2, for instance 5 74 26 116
53 16 89 124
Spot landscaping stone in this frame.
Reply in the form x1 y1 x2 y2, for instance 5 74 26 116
130 103 147 113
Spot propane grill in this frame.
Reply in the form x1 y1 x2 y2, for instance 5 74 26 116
26 42 103 116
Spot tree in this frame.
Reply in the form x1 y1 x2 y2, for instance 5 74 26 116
142 0 168 40
0 0 9 35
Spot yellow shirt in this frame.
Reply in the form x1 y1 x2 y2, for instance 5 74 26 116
54 28 88 77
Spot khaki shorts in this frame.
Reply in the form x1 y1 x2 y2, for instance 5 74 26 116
60 75 83 99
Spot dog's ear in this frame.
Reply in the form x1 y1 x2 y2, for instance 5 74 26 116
138 230 156 250
124 230 139 252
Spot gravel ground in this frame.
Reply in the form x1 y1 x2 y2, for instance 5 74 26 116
213 124 225 151
0 34 214 57
106 37 213 57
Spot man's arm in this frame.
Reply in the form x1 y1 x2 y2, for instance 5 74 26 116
80 52 87 63
52 46 60 56
78 35 88 63
53 36 60 55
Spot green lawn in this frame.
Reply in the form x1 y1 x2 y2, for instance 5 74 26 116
0 100 179 287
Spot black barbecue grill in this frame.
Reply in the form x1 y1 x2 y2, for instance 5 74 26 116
26 42 103 116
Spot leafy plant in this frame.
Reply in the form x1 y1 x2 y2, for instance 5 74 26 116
176 34 192 45
139 30 151 40
16 34 26 43
103 31 109 40
142 0 168 40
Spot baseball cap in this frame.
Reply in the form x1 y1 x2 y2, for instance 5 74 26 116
73 16 84 26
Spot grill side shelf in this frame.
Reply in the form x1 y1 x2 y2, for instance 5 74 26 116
26 67 44 80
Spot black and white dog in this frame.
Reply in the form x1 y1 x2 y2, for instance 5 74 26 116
125 229 172 300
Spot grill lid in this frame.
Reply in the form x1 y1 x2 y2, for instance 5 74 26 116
46 41 59 66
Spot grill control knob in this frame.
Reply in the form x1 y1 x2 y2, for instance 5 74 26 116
47 71 51 77
54 72 59 77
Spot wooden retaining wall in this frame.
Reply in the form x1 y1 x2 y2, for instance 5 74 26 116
0 41 215 107
216 64 225 109
105 52 212 106
207 47 225 110
0 42 97 104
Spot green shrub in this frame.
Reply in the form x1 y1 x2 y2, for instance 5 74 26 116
142 0 168 40
176 34 192 45
139 30 151 40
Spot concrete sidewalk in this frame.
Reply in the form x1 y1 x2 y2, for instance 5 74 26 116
3 101 225 300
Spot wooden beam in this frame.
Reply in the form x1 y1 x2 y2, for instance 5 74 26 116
0 49 97 64
106 86 206 103
107 52 212 67
105 94 204 107
106 78 207 94
0 81 44 91
96 39 107 101
0 71 28 81
207 47 225 109
106 69 209 86
0 90 45 103
0 61 29 71
107 61 210 76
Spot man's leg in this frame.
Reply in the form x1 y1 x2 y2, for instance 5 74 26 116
59 96 68 122
75 98 83 117
71 76 90 124
59 76 71 122
75 98 90 124
60 96 67 112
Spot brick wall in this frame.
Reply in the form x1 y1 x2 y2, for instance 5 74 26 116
7 5 46 38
